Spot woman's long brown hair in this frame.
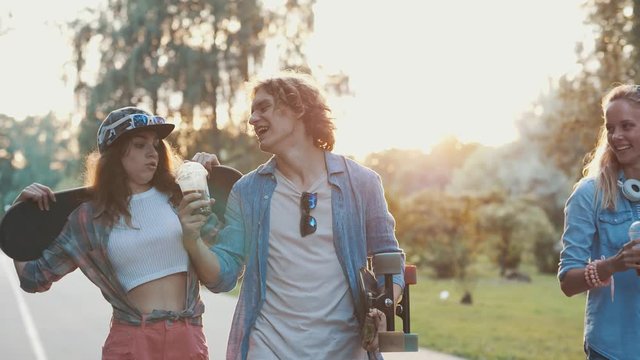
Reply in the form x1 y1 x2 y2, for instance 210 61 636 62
84 134 181 227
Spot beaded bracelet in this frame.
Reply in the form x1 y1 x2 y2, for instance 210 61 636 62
584 257 614 301
585 261 606 287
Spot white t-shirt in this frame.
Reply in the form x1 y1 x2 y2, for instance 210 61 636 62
247 170 366 360
107 187 188 292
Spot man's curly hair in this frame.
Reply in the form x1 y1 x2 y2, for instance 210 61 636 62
251 71 336 151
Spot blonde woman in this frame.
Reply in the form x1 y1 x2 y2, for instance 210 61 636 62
559 84 640 360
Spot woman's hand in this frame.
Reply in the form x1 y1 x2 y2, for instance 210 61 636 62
610 239 640 273
14 183 56 210
177 191 222 285
178 192 213 250
191 152 220 176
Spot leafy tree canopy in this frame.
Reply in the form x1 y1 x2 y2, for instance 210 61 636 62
70 0 315 159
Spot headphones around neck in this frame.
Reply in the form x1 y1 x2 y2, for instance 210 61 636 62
619 179 640 202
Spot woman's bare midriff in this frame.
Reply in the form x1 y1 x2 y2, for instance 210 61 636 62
127 272 187 314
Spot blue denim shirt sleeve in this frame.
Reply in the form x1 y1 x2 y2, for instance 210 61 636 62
364 172 405 290
205 189 246 292
558 179 597 281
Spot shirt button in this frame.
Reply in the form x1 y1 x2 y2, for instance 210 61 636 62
263 195 268 199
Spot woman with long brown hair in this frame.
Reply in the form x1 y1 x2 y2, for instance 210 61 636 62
13 106 211 359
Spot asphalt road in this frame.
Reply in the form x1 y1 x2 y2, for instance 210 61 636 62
0 254 463 360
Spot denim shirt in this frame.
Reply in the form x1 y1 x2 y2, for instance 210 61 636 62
206 152 405 360
558 176 640 360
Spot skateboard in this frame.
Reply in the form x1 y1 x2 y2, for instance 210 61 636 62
358 252 419 352
0 165 243 261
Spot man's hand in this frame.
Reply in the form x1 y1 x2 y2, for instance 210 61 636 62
191 152 220 175
362 308 387 352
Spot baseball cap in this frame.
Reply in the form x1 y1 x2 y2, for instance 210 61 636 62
96 107 175 153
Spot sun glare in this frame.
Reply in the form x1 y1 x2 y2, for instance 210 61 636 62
305 0 587 159
0 0 589 161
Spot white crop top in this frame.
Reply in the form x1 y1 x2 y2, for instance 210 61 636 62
107 187 188 292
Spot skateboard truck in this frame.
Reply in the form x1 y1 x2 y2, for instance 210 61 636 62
365 252 419 352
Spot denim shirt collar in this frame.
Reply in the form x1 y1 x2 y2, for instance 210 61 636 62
618 170 626 183
256 152 346 177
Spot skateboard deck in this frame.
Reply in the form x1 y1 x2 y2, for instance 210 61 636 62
0 165 242 261
208 165 243 221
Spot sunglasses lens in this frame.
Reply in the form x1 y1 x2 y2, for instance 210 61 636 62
301 192 317 210
300 192 318 237
151 116 165 125
301 215 317 237
131 114 166 127
131 114 149 127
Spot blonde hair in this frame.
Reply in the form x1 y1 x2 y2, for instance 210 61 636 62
583 84 640 209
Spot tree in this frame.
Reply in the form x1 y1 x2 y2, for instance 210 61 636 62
70 0 316 159
477 198 557 276
0 11 13 36
0 114 13 211
534 0 640 179
448 139 571 229
364 137 480 198
396 190 483 281
0 113 78 213
447 140 565 274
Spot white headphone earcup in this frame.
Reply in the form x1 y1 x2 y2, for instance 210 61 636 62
622 179 640 202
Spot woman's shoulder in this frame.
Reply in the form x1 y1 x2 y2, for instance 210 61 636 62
51 200 103 249
74 200 96 212
67 201 99 225
568 177 599 207
574 177 597 191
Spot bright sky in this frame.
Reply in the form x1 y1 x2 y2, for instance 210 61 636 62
0 0 589 160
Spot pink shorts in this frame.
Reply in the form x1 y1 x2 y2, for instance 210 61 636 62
102 318 209 360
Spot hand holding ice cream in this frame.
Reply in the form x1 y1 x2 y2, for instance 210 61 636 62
176 161 211 216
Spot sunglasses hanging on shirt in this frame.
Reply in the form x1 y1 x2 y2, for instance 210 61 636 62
300 192 317 237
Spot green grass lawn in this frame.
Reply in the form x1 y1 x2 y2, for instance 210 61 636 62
408 272 586 360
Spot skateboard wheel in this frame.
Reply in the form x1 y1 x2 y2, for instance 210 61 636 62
403 333 419 352
378 331 404 352
379 332 419 352
372 252 403 275
404 265 417 285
